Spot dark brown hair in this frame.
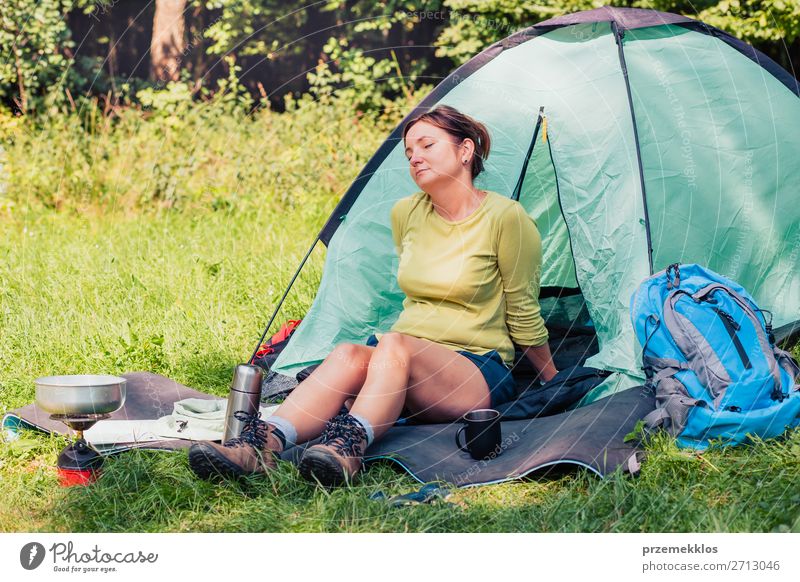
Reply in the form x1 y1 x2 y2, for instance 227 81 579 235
402 105 491 179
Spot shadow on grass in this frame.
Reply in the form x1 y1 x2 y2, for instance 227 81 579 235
26 442 800 533
49 450 450 533
47 446 613 533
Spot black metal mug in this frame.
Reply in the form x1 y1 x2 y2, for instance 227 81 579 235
455 409 502 461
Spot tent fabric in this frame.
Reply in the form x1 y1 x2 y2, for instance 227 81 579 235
269 7 800 404
624 24 800 322
679 23 800 97
517 112 577 289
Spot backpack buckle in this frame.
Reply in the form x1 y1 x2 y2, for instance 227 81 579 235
665 263 681 290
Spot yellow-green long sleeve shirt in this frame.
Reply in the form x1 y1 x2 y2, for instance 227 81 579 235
384 190 549 365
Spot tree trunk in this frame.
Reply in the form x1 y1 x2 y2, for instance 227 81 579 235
13 43 27 113
150 0 186 83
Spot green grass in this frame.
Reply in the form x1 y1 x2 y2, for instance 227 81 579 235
1 103 799 533
1 208 799 533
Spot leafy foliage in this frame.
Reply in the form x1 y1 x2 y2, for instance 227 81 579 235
1 1 798 115
0 0 101 112
307 36 429 117
199 0 308 57
435 0 596 65
309 0 800 110
435 0 800 64
698 0 800 42
1 94 401 213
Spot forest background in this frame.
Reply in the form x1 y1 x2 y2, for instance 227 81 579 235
2 1 799 119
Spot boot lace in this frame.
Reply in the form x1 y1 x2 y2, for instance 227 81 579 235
225 411 270 449
320 413 367 457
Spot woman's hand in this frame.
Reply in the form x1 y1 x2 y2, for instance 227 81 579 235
520 343 559 384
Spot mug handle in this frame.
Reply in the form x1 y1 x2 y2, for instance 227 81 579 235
455 425 469 453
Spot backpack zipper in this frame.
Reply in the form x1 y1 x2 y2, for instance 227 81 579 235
711 307 752 370
697 285 784 400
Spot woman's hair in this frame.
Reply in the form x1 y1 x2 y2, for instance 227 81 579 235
402 105 491 179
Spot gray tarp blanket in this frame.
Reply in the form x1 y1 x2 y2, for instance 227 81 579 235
3 371 652 486
288 384 653 486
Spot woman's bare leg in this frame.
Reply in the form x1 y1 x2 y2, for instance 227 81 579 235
272 343 374 443
296 333 493 486
275 333 492 445
350 332 491 441
348 333 412 439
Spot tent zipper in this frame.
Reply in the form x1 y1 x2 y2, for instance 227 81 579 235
545 118 582 296
511 106 545 202
712 306 752 370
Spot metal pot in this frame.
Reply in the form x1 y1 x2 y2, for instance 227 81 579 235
34 375 127 416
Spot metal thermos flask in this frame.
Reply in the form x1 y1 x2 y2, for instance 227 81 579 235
222 364 264 442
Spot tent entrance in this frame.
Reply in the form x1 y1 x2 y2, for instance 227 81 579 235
513 107 579 295
503 107 605 380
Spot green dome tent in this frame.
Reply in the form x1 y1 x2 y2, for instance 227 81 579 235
265 5 800 400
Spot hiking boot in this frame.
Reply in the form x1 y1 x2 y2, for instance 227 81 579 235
188 411 283 480
298 413 368 487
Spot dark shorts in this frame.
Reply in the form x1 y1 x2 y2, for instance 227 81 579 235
365 334 517 409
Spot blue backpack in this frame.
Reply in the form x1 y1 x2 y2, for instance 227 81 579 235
631 263 800 450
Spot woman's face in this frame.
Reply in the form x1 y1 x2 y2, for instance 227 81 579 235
404 121 473 191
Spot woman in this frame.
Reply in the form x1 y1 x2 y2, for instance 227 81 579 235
189 105 558 486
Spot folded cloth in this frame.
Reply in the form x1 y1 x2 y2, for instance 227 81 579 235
153 398 226 440
83 420 164 446
153 398 279 441
80 399 281 444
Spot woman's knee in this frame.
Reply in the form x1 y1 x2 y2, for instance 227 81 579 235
375 332 411 360
328 342 371 370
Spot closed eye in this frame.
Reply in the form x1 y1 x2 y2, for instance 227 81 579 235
406 142 433 160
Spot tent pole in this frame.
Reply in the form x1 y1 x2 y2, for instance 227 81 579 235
612 21 654 275
248 235 321 364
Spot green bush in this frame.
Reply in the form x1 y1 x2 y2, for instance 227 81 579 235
0 93 409 215
0 0 103 113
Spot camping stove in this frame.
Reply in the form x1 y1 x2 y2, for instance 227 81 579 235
49 413 111 486
34 375 126 487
